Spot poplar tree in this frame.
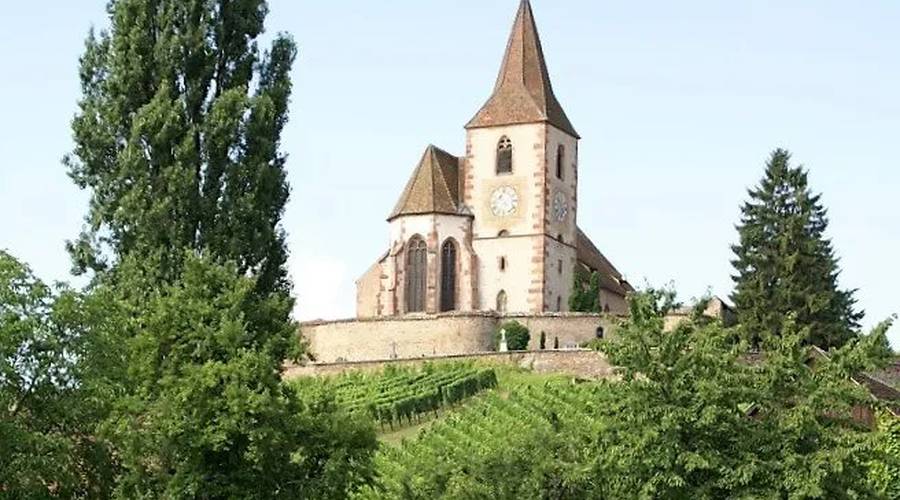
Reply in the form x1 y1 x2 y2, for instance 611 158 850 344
66 0 295 302
730 149 862 348
55 2 382 496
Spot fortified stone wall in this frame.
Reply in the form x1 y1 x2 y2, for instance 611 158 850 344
284 349 615 380
505 312 619 350
301 312 619 363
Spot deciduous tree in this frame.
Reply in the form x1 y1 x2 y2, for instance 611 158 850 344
104 253 376 498
0 251 119 498
594 288 891 498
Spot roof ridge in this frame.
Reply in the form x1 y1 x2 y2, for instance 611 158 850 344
427 146 453 218
387 145 467 221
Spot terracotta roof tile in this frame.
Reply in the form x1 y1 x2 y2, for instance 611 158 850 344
388 145 466 220
466 0 578 138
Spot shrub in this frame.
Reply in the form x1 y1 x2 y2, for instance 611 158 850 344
493 320 530 351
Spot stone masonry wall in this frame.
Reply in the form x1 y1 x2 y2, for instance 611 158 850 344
301 312 620 363
284 349 615 381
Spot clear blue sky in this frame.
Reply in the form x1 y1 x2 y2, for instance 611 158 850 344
1 1 897 347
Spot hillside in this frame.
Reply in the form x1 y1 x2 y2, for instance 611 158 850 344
293 362 615 498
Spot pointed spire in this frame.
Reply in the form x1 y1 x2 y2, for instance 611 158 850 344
466 0 578 137
388 145 465 221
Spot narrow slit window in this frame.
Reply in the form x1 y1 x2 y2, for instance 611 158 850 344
440 239 457 312
556 144 565 180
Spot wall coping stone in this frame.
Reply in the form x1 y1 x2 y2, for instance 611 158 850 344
300 311 625 328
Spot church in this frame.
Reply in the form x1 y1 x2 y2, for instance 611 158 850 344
356 0 633 319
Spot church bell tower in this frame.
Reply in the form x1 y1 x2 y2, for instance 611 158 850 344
464 0 579 314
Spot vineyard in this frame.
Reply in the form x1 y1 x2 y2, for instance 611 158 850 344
296 363 498 429
354 373 611 499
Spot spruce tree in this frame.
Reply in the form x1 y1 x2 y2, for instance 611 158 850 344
731 149 862 348
66 0 295 302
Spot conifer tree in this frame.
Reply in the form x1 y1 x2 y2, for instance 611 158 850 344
66 0 296 303
731 149 862 348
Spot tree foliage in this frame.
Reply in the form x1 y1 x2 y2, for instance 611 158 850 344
0 251 119 498
47 1 375 494
494 320 530 351
870 412 900 498
569 268 601 313
593 288 892 498
731 149 862 348
103 253 375 498
66 0 296 302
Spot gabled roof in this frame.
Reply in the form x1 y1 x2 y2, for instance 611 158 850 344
575 227 633 296
853 373 900 413
388 145 466 221
810 346 900 416
466 0 579 138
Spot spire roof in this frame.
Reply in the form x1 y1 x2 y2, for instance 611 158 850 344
466 0 578 138
388 145 466 221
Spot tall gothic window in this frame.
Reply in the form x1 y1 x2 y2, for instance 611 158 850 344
496 290 508 313
440 239 457 312
556 144 565 179
496 136 512 174
405 237 427 313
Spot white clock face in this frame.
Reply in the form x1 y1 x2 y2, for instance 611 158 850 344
490 186 519 217
552 191 568 222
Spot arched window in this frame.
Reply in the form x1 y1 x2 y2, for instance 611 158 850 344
499 256 507 271
496 290 508 313
440 239 457 312
498 230 510 237
496 136 512 174
596 326 605 339
405 237 427 313
556 144 565 180
556 296 562 311
557 234 564 244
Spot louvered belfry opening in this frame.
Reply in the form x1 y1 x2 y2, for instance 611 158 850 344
405 237 427 313
497 136 513 174
440 239 457 312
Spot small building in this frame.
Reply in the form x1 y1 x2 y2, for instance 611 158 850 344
664 296 738 330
